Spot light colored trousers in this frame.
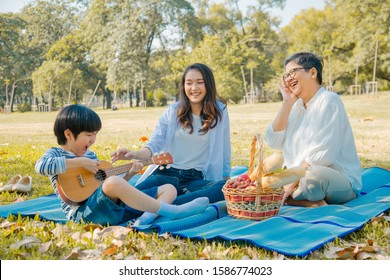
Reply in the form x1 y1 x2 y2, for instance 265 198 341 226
292 165 357 204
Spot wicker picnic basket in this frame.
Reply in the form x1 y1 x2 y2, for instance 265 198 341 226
222 133 284 220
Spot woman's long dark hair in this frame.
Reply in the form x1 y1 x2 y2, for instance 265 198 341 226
177 63 225 134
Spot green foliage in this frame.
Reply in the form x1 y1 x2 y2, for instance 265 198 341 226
16 102 31 112
1 0 389 110
154 89 169 107
282 1 390 92
146 92 154 107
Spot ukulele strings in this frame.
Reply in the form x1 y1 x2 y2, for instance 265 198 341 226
67 163 135 185
67 155 170 185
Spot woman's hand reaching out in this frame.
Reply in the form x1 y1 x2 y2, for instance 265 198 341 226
111 148 136 163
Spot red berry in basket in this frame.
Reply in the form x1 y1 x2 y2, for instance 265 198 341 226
238 174 250 181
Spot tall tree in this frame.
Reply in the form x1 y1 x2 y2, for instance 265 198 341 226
0 13 34 111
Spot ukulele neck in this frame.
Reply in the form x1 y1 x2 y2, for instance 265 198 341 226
105 162 134 177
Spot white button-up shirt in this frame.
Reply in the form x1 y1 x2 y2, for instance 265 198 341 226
265 87 362 194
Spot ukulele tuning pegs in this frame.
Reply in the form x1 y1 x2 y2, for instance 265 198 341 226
159 166 165 170
166 165 171 169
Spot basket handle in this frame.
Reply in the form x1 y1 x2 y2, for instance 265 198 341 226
248 133 263 192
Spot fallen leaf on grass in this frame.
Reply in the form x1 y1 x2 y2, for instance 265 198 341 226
139 136 149 142
10 236 42 249
84 224 103 231
325 240 380 260
141 252 153 260
356 251 375 260
243 247 258 259
363 116 374 121
51 223 72 236
71 231 91 244
337 249 356 260
3 224 25 237
103 244 119 256
0 220 16 229
12 197 25 203
371 215 385 223
76 248 104 260
272 251 285 260
96 226 131 241
159 232 170 239
197 251 209 260
198 246 211 259
114 252 125 260
39 241 53 254
62 251 80 260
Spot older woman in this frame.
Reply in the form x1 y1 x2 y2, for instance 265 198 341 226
265 52 361 207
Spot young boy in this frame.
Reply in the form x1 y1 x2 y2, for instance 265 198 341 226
35 104 209 226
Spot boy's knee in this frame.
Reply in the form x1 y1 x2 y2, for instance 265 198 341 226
102 176 126 192
159 183 177 196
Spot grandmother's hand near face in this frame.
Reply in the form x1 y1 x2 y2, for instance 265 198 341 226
279 77 298 104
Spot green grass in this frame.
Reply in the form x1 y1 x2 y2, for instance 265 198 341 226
0 92 389 260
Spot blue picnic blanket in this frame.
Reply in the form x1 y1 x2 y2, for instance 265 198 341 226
1 166 389 257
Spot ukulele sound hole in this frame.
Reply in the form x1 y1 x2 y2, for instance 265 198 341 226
95 170 107 182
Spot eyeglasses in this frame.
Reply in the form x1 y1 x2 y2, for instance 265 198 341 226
282 67 308 80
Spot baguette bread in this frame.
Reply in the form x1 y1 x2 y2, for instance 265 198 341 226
249 152 284 181
262 167 306 191
263 152 284 175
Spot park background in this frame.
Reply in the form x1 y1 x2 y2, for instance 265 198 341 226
0 0 388 112
0 0 389 261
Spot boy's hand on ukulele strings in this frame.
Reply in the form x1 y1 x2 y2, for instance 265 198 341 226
81 158 100 174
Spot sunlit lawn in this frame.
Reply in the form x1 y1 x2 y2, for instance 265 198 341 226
0 92 389 259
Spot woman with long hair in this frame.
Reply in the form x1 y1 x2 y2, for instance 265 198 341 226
112 63 231 223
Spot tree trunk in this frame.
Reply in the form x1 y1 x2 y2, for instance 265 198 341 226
128 89 133 108
68 75 75 105
135 88 140 107
5 82 9 106
9 81 18 112
104 88 112 109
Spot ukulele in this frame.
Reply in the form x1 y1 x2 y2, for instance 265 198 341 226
56 152 173 205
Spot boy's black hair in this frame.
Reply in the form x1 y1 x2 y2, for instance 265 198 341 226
54 104 102 145
284 52 324 85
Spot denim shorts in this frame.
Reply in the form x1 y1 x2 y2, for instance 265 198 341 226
136 167 227 203
136 167 205 194
69 186 158 226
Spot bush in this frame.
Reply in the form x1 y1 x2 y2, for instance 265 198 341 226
17 103 31 113
146 92 154 107
154 89 168 107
